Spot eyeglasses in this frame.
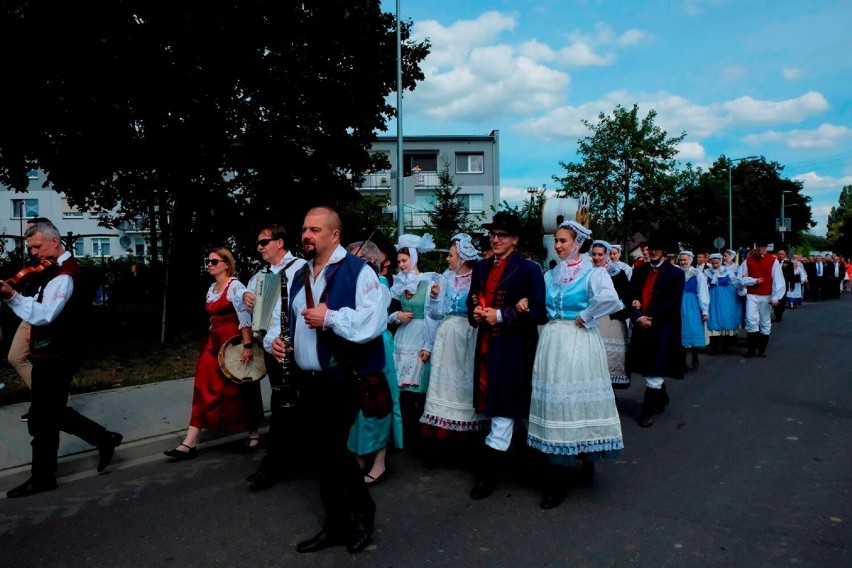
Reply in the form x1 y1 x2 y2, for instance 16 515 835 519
488 231 511 240
256 237 280 247
204 258 225 266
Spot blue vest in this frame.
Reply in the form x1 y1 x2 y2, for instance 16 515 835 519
290 253 385 375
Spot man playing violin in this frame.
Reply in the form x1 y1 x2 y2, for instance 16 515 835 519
1 219 123 498
7 216 52 421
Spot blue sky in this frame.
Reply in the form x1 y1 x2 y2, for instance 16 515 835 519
380 0 852 235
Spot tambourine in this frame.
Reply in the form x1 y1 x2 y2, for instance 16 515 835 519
218 336 267 384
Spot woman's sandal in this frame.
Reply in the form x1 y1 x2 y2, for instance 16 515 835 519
242 436 261 452
364 471 387 487
164 443 198 460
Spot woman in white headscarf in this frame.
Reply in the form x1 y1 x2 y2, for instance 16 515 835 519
705 252 745 353
519 220 624 509
677 250 710 370
390 233 439 457
419 234 489 467
590 240 632 389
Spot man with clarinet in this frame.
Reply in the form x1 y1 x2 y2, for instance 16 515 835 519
242 223 307 490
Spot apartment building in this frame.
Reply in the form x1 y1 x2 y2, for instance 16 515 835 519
0 170 151 261
359 130 500 229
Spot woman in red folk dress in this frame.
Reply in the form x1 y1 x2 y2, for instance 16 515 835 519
164 247 263 460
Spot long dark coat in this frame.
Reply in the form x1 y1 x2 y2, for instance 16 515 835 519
627 260 685 380
467 252 546 419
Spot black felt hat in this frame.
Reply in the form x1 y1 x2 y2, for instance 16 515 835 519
644 228 678 252
482 211 523 236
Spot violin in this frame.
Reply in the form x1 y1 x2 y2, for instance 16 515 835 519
3 259 56 289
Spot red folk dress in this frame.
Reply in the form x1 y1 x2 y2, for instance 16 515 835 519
190 279 257 432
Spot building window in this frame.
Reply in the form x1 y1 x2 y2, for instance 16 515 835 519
456 153 484 174
135 243 147 257
73 239 85 257
404 152 438 176
27 169 39 180
61 197 84 218
92 238 111 257
11 199 39 219
461 193 485 212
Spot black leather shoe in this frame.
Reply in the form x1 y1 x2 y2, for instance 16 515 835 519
7 477 57 498
469 478 496 500
347 528 373 554
164 443 198 461
247 468 280 491
540 489 565 509
296 529 346 553
639 412 654 427
97 432 123 472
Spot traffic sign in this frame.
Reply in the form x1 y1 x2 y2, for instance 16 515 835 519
713 237 725 249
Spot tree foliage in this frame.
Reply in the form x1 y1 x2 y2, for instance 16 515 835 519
0 1 429 339
553 104 685 246
423 155 482 250
826 185 852 255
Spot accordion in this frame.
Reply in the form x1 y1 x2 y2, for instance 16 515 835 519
251 271 281 339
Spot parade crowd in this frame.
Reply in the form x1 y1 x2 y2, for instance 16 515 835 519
5 208 851 556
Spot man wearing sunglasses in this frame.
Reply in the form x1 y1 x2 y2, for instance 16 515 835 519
242 224 307 490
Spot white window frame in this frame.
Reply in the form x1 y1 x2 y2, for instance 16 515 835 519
456 153 484 174
11 199 39 219
92 238 111 258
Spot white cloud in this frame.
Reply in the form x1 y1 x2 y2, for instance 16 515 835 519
782 67 805 80
724 91 829 124
743 123 852 149
557 42 615 67
413 12 517 72
408 13 570 122
557 23 650 67
677 141 706 161
793 171 852 193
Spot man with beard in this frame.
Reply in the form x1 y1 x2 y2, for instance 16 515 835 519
627 233 685 427
243 224 307 490
272 206 388 554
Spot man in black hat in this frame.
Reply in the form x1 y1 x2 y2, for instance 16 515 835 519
736 239 785 357
466 211 546 499
627 233 685 427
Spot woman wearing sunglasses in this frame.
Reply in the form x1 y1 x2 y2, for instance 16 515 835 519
164 247 262 460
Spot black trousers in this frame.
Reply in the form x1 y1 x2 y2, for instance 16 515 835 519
299 369 374 531
260 352 301 474
29 356 111 482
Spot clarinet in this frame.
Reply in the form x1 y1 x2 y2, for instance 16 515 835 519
274 259 299 409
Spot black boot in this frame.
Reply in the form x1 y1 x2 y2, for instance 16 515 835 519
720 335 731 354
681 347 690 375
540 464 567 509
653 383 670 414
757 334 769 357
691 348 700 369
745 332 758 358
706 336 719 355
470 445 500 500
639 388 656 427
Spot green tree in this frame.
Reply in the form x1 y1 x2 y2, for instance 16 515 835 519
423 155 481 250
553 104 685 246
0 1 429 340
826 185 852 254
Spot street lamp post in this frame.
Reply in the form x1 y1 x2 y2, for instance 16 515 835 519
727 156 758 251
780 190 791 242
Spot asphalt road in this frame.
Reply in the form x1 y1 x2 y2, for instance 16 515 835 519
2 296 851 567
